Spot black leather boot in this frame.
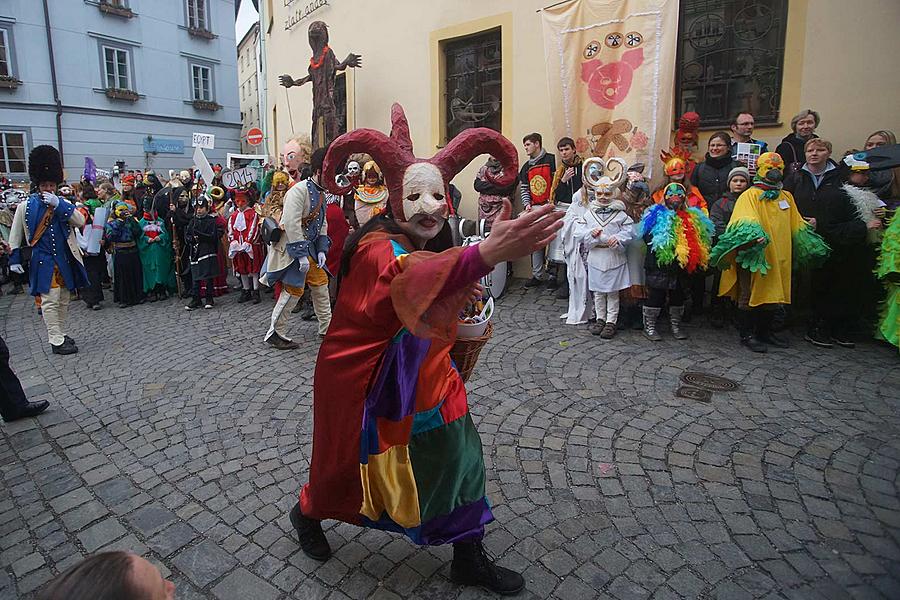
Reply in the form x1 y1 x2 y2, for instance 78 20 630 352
738 310 766 353
756 310 789 348
289 502 331 561
450 540 525 596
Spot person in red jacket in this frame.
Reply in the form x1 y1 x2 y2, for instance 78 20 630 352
228 187 264 304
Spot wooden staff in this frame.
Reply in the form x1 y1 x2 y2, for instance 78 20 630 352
169 201 184 299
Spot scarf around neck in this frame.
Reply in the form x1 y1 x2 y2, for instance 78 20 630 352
527 149 547 166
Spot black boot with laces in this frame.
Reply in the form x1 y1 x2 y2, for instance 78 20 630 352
289 502 331 561
450 540 525 596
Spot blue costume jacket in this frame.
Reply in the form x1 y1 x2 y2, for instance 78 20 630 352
10 194 88 296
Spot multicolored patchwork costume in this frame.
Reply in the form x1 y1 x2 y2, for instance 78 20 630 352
300 233 492 543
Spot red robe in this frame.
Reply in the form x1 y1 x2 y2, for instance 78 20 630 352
300 232 494 544
324 201 349 275
227 207 265 274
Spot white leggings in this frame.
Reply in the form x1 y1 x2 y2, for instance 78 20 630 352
239 273 259 290
593 291 620 324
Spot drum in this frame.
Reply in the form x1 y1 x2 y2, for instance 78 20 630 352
483 260 509 299
546 204 568 264
458 217 508 299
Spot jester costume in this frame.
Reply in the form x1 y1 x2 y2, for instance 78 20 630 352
639 183 715 340
711 152 830 351
290 103 526 596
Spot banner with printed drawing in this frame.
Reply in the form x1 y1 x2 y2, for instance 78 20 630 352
541 0 679 179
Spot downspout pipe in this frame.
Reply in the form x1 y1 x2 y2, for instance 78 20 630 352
41 0 64 161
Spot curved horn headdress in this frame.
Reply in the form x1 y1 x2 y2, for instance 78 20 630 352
323 103 519 220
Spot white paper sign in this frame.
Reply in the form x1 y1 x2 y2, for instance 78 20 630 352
86 207 108 254
192 132 215 149
192 146 215 188
222 167 256 189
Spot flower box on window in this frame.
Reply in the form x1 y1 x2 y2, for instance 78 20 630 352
192 99 221 111
0 76 21 89
99 2 135 18
188 27 216 40
105 88 139 101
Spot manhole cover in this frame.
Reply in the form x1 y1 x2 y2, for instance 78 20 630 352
676 386 712 402
680 372 739 392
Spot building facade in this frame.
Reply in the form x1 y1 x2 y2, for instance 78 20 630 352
0 0 242 182
237 21 262 154
259 0 900 220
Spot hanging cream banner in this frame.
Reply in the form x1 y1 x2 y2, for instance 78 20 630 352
541 0 678 179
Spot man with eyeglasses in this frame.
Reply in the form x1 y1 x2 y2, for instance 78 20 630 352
730 112 769 168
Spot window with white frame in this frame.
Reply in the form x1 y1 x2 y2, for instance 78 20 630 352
0 132 27 175
186 0 208 30
191 64 212 101
103 46 131 90
0 29 12 78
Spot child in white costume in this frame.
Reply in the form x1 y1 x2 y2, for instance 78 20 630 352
578 157 635 338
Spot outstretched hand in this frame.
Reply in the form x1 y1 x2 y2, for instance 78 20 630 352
279 74 295 88
478 200 563 267
345 53 363 68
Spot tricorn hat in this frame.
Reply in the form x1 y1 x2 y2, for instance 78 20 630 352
29 145 64 185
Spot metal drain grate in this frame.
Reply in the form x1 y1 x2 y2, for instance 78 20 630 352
675 386 712 402
680 372 740 392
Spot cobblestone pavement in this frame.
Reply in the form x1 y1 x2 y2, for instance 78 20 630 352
1 281 899 600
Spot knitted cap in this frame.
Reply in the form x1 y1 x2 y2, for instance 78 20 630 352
727 166 750 184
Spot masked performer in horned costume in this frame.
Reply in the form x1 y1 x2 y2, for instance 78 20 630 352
287 104 562 596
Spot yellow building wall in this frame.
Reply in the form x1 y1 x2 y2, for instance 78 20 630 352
696 0 900 158
264 0 899 221
263 0 552 224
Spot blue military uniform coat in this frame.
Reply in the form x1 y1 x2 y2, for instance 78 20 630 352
9 193 88 295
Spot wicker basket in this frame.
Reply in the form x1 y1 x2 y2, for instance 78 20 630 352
450 321 494 383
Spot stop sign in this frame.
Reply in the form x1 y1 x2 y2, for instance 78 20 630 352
246 128 263 146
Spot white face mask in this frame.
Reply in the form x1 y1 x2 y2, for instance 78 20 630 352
400 163 449 222
346 162 360 176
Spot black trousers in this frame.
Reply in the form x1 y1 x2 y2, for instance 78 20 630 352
646 285 685 309
82 254 106 306
0 335 28 418
192 278 214 302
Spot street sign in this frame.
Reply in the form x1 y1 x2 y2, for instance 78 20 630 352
192 132 215 149
222 167 256 189
246 128 264 146
143 138 184 154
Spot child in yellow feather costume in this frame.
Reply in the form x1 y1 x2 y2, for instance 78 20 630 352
710 152 829 351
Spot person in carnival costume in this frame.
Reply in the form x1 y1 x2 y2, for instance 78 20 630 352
260 148 332 348
579 158 634 339
288 104 563 596
137 205 175 302
80 199 106 310
184 194 224 310
639 183 715 341
842 143 900 350
228 186 264 304
652 153 707 213
104 201 145 308
8 145 88 354
710 152 830 352
353 161 389 226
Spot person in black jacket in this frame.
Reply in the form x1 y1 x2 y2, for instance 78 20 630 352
775 109 820 176
691 131 739 204
184 195 223 310
785 139 882 347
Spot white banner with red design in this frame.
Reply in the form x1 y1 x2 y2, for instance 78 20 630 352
541 0 678 179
